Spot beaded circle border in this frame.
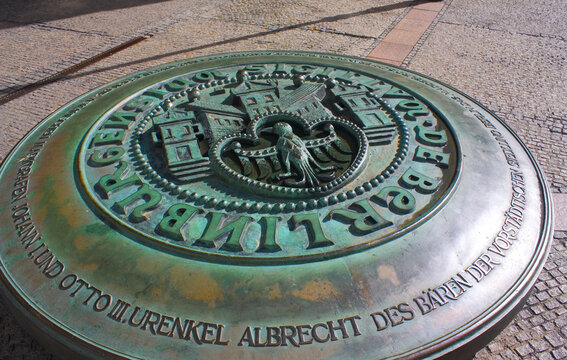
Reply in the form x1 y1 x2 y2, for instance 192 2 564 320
128 71 410 214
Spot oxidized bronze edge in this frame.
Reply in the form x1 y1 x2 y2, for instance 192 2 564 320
0 51 554 359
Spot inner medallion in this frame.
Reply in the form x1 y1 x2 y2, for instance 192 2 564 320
78 61 460 263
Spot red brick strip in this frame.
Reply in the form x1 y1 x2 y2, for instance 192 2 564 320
366 1 444 66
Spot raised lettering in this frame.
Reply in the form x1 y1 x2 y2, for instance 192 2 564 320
91 130 126 147
372 186 416 214
88 147 125 167
330 200 393 234
400 167 439 194
290 213 333 249
194 213 251 251
157 203 199 241
95 161 142 199
107 299 131 323
111 184 162 223
414 146 450 168
415 126 447 146
256 216 282 253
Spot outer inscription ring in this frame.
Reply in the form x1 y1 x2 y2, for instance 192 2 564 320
0 51 553 360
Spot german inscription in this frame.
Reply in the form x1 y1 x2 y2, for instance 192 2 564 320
0 51 550 359
78 62 460 263
7 57 524 348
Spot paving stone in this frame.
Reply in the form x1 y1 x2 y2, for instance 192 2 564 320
548 287 562 298
500 348 521 360
555 317 567 328
552 347 567 359
530 338 550 353
537 292 551 302
475 347 491 358
543 310 558 321
515 331 532 342
532 304 547 315
544 299 561 311
368 41 413 61
540 273 554 282
0 25 115 95
515 343 535 357
485 355 504 360
29 1 207 38
471 237 566 358
489 341 505 353
542 321 557 332
545 332 565 348
530 326 546 338
519 308 534 319
556 295 567 305
538 352 555 360
528 296 541 306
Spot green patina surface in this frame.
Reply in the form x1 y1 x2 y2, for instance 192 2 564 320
0 51 551 360
75 56 459 264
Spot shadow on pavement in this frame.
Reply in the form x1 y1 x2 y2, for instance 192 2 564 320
0 0 415 105
0 0 172 29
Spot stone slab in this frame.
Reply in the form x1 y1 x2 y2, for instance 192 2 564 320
25 0 215 38
0 25 115 95
204 0 408 39
443 0 567 38
0 0 178 26
0 18 376 163
367 41 413 61
70 17 376 78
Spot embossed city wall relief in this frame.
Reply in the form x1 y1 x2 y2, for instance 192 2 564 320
78 62 459 263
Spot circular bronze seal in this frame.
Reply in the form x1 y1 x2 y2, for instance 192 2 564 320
0 52 553 359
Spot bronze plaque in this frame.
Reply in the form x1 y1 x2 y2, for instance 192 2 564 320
0 51 553 359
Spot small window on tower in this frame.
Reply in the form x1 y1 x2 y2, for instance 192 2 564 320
246 97 258 105
176 146 192 161
264 95 274 103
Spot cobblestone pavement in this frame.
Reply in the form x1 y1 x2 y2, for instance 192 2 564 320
0 0 565 358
